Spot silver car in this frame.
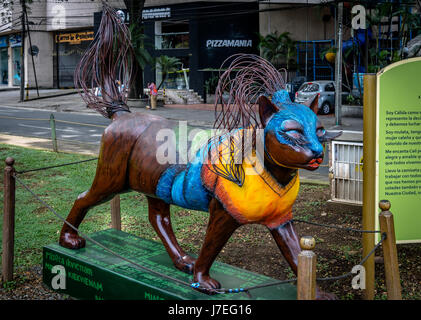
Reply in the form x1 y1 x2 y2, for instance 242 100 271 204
295 80 336 115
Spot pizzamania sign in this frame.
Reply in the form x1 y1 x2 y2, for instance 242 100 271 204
206 39 253 48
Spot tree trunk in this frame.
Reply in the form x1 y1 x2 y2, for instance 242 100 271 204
124 0 146 99
157 72 167 90
130 62 143 99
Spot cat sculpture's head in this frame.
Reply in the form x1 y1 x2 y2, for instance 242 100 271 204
259 90 341 171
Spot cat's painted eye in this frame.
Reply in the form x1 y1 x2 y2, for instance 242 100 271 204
285 129 303 140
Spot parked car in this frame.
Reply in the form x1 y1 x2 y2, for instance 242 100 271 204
295 80 345 115
286 76 307 101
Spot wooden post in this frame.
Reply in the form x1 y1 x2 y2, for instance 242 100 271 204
2 157 16 283
297 236 316 300
379 200 402 300
362 74 377 300
50 114 58 152
111 195 121 230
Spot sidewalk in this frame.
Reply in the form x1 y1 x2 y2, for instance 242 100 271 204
1 88 89 113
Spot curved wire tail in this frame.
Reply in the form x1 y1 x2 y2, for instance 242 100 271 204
74 3 135 118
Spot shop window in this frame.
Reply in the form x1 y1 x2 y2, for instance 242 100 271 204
7 35 22 86
156 56 189 89
0 48 8 85
155 20 189 50
56 31 93 88
12 47 21 86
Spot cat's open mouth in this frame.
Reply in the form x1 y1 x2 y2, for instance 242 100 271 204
307 158 323 169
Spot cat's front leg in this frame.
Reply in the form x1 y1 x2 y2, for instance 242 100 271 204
193 198 240 294
269 220 337 300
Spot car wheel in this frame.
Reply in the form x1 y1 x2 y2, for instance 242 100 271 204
320 102 331 115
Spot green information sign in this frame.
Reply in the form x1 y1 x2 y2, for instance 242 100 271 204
376 57 421 243
43 229 297 300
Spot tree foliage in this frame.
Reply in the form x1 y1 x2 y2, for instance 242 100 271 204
155 55 181 90
258 31 297 70
129 24 152 70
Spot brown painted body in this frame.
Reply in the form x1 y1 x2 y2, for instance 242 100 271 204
59 109 335 299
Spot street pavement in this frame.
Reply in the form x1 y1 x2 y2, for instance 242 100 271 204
0 88 364 184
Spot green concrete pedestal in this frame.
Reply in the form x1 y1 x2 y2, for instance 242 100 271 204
43 229 296 300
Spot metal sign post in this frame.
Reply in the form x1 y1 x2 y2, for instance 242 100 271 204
362 74 377 300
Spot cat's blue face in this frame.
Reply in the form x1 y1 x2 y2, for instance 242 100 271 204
259 90 333 170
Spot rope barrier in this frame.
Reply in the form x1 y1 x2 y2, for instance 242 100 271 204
316 233 385 282
16 157 98 174
12 169 385 296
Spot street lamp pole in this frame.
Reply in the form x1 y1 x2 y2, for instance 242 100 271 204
19 0 26 102
335 2 343 126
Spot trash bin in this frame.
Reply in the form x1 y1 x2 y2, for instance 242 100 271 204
151 95 157 110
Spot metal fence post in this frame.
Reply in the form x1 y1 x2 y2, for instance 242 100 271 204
2 157 16 283
50 113 58 152
378 200 402 300
297 236 317 300
111 195 121 230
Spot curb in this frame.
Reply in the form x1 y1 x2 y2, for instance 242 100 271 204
0 87 20 92
23 90 81 102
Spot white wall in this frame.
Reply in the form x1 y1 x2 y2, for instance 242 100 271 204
259 3 336 41
45 0 104 31
0 0 13 31
25 31 54 88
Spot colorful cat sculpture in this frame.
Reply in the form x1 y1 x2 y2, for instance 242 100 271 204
59 5 339 299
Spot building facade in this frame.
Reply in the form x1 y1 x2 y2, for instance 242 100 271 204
140 1 259 97
5 0 403 93
259 0 338 81
0 0 341 91
0 0 260 93
0 0 126 89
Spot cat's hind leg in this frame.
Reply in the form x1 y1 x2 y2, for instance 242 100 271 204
147 196 196 274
